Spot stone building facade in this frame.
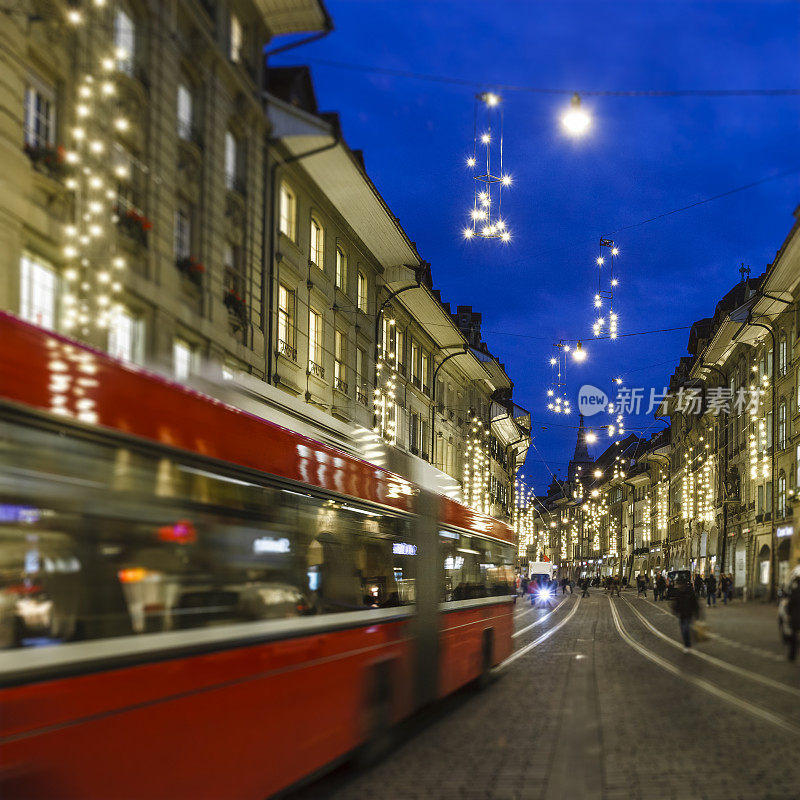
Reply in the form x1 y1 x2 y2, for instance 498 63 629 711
0 1 530 522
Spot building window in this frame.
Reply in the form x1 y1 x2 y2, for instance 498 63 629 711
335 247 347 290
356 346 366 403
279 183 295 240
277 284 296 359
23 82 55 148
177 84 193 139
174 208 191 259
779 334 788 377
229 13 243 62
396 329 404 371
357 270 367 312
797 444 800 488
334 330 346 391
767 410 774 450
767 347 774 377
224 131 237 190
779 400 787 450
778 471 787 516
19 253 58 330
409 412 419 452
308 308 323 375
114 9 136 76
421 352 429 393
757 484 764 514
108 306 143 363
411 340 419 387
310 217 324 268
173 339 194 380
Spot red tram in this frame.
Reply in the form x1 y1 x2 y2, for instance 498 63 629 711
0 313 515 799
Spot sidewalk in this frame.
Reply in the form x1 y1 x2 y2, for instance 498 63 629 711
629 588 786 658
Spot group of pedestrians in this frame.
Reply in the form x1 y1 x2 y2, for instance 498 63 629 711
692 572 734 605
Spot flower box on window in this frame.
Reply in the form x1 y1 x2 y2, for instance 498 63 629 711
24 143 68 179
116 206 152 246
176 256 205 286
223 288 247 320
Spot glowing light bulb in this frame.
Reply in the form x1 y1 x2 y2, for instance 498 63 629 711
572 341 587 362
67 9 83 24
611 279 618 286
611 247 619 255
481 133 491 144
561 93 591 136
463 228 474 239
501 231 510 242
467 156 476 167
76 104 90 118
114 117 129 132
550 358 557 365
501 175 512 186
596 257 604 266
484 92 500 107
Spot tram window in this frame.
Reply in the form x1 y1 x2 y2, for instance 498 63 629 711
440 530 514 602
0 419 415 651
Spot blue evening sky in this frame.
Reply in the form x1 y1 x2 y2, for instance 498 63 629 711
272 0 800 493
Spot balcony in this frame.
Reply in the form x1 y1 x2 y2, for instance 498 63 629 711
356 386 368 406
308 360 325 380
334 377 348 395
277 340 297 361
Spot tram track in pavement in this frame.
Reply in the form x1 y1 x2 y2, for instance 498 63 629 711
608 595 800 736
512 592 572 638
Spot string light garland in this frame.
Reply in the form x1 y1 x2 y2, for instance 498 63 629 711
592 237 619 340
61 0 130 339
546 340 572 415
464 92 512 242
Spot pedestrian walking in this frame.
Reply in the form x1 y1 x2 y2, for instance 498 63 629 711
720 574 731 604
783 564 800 662
656 573 667 602
612 575 621 597
561 577 569 596
581 578 590 598
521 575 528 597
706 573 717 607
694 573 704 597
637 574 646 597
671 577 700 652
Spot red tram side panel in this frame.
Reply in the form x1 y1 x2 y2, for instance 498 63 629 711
1 621 414 800
0 315 518 799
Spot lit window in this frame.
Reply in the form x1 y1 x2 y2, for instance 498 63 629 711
308 308 322 371
222 362 237 381
177 84 193 139
310 218 324 268
278 284 295 353
224 131 237 190
779 334 787 377
230 14 243 62
335 247 347 290
114 9 135 76
19 253 58 330
173 339 194 380
108 306 142 363
778 471 786 515
357 270 367 312
779 401 787 450
23 82 55 148
421 352 429 391
334 330 346 386
356 347 365 390
174 208 191 259
279 183 295 240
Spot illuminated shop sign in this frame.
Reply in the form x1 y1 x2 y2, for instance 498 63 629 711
392 542 417 556
253 537 291 554
776 526 793 539
0 505 41 524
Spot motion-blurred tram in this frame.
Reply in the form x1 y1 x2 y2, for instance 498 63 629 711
0 313 515 799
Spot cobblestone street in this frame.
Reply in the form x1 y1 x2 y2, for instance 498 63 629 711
289 590 800 800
